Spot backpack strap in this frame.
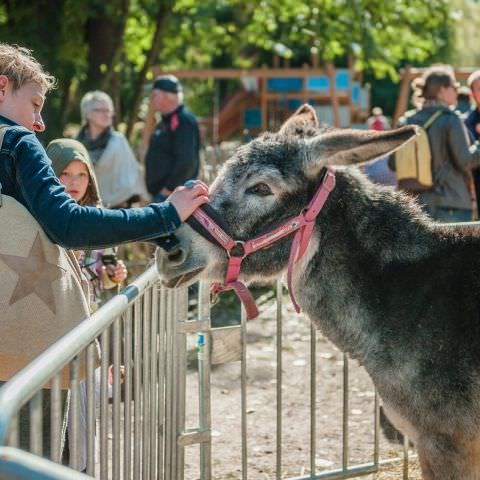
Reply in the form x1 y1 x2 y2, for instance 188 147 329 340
0 124 10 208
423 110 444 130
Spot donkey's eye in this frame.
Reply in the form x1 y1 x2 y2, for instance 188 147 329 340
246 183 273 196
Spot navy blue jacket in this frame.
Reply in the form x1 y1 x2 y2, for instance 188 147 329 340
465 108 480 142
145 105 200 196
0 115 181 249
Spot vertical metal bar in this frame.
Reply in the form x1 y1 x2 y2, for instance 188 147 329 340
403 434 409 480
113 317 122 480
100 328 110 479
6 414 19 448
275 279 283 480
310 323 317 477
69 356 81 470
124 308 133 480
176 287 188 480
150 285 159 480
29 390 43 456
342 353 349 470
164 289 174 480
170 289 178 479
50 373 62 463
157 286 167 479
134 298 143 480
86 342 96 476
241 305 248 480
198 282 212 480
143 290 151 480
373 390 380 466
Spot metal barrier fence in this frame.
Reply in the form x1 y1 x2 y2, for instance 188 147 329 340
0 265 412 479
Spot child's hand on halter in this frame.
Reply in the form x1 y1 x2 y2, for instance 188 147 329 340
168 180 209 221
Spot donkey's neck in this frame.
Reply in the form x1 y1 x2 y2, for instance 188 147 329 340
296 168 435 363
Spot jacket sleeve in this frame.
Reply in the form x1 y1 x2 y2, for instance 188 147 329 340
165 119 198 190
446 115 480 172
14 132 181 249
465 110 477 142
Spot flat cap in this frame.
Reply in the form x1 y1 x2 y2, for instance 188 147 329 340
152 74 182 93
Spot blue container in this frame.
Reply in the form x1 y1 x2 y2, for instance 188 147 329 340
306 76 330 92
267 77 303 92
335 70 351 90
352 82 360 104
244 108 262 129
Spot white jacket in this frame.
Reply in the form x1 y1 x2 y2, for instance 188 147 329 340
94 131 148 207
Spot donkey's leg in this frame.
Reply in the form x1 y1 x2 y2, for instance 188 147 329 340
417 433 480 480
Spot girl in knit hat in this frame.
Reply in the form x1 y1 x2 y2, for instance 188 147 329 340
46 138 127 309
46 138 126 472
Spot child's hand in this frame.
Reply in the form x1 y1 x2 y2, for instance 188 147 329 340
106 260 127 284
108 365 125 385
168 181 209 221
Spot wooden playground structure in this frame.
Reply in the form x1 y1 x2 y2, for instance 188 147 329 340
145 58 370 145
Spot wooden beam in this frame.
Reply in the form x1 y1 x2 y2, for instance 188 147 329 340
400 66 477 82
261 65 268 131
327 63 341 127
151 67 329 80
393 65 412 127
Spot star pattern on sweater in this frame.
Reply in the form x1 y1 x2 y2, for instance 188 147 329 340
0 233 65 313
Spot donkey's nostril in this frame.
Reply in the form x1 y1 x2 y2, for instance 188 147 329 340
167 247 188 266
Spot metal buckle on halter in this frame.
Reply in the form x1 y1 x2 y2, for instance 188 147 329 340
227 240 246 259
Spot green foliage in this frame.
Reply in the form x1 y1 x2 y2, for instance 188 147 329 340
451 0 480 67
0 0 458 139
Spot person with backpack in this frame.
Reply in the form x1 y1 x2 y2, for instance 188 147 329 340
398 65 480 222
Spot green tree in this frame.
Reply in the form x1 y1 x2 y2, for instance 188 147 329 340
0 0 457 140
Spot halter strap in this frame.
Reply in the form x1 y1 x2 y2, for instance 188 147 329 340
192 167 336 319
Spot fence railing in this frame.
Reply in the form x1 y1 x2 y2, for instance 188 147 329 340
0 266 412 479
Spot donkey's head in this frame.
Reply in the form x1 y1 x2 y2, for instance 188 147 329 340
157 105 416 288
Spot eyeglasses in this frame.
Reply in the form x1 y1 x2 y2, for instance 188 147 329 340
91 107 113 114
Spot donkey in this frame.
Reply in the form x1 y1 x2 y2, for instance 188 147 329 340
157 105 480 479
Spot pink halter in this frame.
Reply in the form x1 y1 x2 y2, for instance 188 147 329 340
191 167 336 319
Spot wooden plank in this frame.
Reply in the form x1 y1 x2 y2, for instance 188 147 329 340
151 67 329 80
211 326 242 364
177 430 211 447
261 65 268 131
327 63 341 127
176 320 210 334
393 65 413 127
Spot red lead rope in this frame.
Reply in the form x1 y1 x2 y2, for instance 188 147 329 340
192 167 336 320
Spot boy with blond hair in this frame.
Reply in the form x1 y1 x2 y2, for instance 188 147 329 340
0 43 208 249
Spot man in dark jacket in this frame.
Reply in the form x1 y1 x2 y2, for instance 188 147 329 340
465 70 480 141
145 75 201 202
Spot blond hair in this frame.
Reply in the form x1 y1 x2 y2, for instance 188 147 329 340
80 90 114 124
0 43 56 92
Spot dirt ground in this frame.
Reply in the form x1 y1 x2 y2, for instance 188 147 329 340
182 291 421 480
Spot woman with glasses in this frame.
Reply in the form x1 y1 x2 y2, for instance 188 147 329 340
77 90 147 208
398 64 480 222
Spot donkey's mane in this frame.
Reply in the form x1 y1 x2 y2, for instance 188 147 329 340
316 167 480 267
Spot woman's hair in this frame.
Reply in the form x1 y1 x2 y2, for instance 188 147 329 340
80 90 114 124
0 43 56 92
78 178 101 208
411 64 457 107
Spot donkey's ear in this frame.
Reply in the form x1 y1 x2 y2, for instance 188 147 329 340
279 103 319 136
304 125 418 176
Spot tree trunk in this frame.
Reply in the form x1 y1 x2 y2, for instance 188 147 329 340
125 0 173 143
85 0 130 92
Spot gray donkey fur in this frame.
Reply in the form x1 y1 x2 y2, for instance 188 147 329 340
158 105 480 479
